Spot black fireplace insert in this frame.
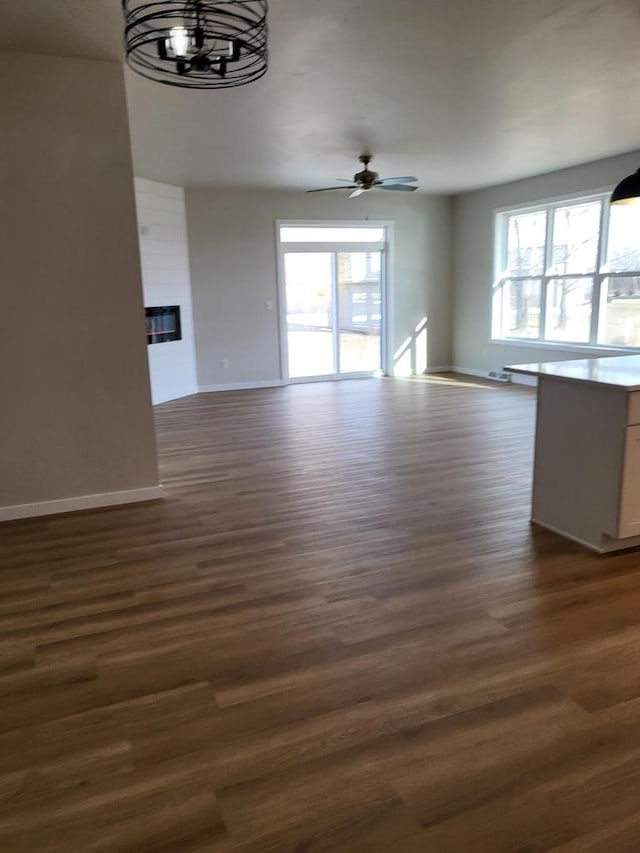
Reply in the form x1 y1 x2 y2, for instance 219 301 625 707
145 305 181 345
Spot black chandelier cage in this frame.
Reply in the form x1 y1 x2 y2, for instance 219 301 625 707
122 1 268 89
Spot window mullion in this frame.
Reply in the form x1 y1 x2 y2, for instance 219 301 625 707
540 207 554 340
598 195 611 272
591 198 608 344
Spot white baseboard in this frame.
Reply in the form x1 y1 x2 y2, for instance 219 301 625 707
152 387 199 405
198 371 537 391
199 380 285 393
0 485 164 523
451 366 488 379
452 366 537 387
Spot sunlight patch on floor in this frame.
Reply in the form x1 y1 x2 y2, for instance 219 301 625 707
394 373 503 390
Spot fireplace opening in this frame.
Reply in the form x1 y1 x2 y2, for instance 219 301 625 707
145 306 181 345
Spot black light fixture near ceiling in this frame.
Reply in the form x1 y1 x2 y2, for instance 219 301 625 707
611 168 640 206
122 0 268 89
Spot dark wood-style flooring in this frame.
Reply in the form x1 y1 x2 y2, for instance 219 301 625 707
3 376 640 851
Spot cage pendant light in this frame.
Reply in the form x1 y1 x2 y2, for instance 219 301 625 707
122 1 268 89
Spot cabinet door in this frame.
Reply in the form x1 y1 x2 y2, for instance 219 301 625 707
619 425 640 538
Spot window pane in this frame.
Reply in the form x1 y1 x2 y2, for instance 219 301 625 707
545 277 593 343
606 205 640 272
506 212 546 276
280 227 385 243
550 201 601 274
337 252 382 373
599 276 640 347
493 278 541 338
284 253 335 377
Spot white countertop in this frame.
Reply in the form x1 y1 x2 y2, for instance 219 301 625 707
505 355 640 390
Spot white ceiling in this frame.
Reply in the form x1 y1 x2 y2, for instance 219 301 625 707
4 0 640 192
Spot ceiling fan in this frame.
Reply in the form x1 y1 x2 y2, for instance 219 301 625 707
308 154 418 198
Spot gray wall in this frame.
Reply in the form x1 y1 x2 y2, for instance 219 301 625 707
0 51 159 512
185 189 452 387
452 149 640 373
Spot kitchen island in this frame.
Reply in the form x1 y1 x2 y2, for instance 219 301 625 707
506 355 640 553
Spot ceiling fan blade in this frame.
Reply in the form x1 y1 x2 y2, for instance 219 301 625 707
378 184 418 192
377 176 418 184
307 186 358 193
336 178 356 182
350 188 366 198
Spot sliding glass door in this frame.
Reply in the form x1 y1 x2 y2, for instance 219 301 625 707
279 225 387 381
284 252 335 378
337 251 382 374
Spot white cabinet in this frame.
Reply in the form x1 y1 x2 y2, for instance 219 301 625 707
527 377 637 552
619 425 640 539
628 392 640 424
507 356 640 553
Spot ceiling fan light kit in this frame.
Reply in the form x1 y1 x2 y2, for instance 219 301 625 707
611 168 640 206
122 0 268 89
308 154 419 197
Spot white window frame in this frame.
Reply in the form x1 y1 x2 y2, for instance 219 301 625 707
275 220 393 381
492 188 640 352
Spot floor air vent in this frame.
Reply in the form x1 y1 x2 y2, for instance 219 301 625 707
487 371 511 383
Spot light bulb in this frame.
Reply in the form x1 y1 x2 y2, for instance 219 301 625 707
169 26 190 58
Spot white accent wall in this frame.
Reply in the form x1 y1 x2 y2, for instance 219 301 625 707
452 149 640 375
185 189 452 389
135 178 198 405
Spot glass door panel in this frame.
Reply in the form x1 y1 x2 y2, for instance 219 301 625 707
337 251 382 374
284 252 335 378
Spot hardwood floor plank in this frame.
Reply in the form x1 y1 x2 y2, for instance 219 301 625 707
551 812 640 852
2 377 640 849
